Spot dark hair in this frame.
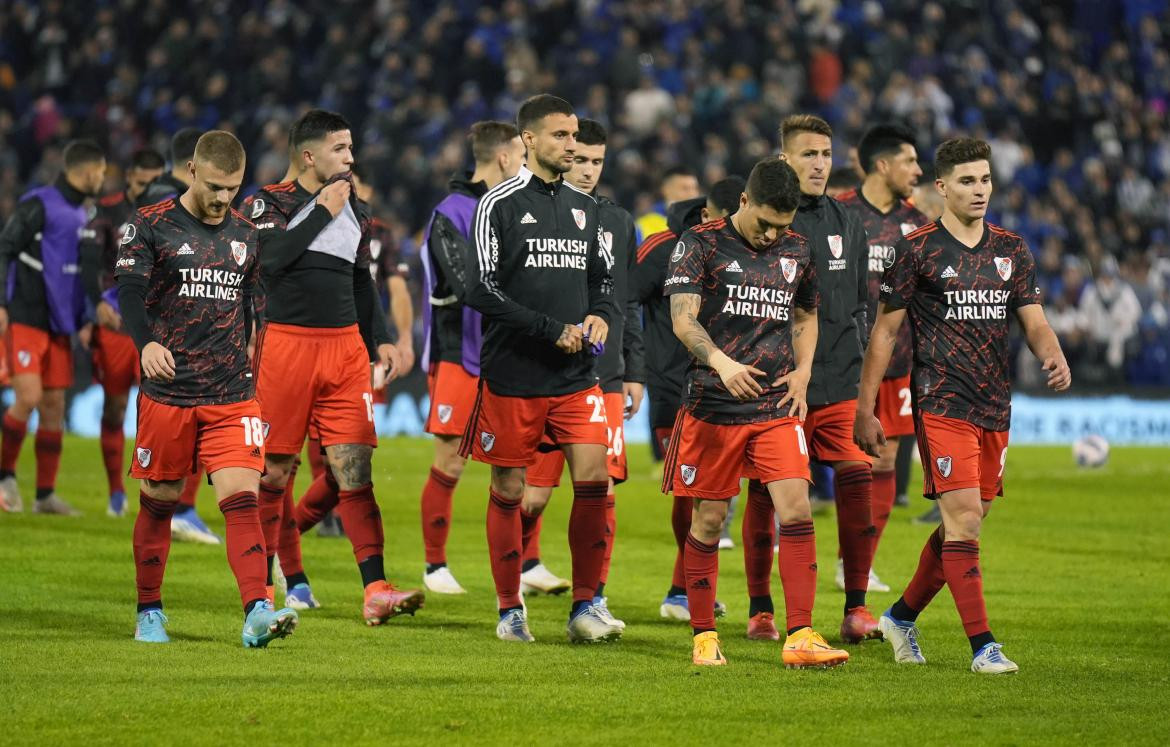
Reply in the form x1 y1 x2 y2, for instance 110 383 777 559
170 128 204 164
516 94 574 134
709 175 746 215
469 120 519 163
858 123 918 173
576 118 607 146
194 131 245 173
291 108 351 152
63 139 105 170
662 165 696 184
129 148 166 172
745 158 801 213
934 137 992 177
827 169 860 192
779 114 833 150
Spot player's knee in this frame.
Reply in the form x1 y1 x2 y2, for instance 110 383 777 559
943 511 982 541
873 454 896 473
263 454 297 487
438 452 467 479
143 478 183 503
491 467 524 501
522 488 551 515
692 501 728 539
326 444 373 489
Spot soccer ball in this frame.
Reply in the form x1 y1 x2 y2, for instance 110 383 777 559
1072 435 1110 468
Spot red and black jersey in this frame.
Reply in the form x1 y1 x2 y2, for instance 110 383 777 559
665 217 818 425
114 198 259 407
87 191 136 298
368 215 408 288
836 188 926 379
880 220 1040 431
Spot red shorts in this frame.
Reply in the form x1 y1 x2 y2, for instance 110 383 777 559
425 361 479 437
92 326 139 396
460 382 607 468
663 411 810 500
803 399 872 464
526 391 628 486
6 323 72 388
254 323 376 454
132 395 265 480
875 375 914 438
915 411 1009 501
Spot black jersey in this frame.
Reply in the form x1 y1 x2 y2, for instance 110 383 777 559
594 196 645 393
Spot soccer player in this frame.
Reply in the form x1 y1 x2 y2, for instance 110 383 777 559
0 139 107 515
252 108 421 626
856 137 1071 674
635 166 701 243
632 176 743 621
139 128 203 206
836 123 927 585
520 118 645 627
84 148 165 517
417 121 525 595
462 94 618 643
663 156 848 668
116 130 297 646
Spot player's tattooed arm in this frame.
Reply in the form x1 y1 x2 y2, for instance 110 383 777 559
671 292 764 400
325 443 374 490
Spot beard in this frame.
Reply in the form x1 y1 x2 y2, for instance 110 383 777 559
535 151 570 176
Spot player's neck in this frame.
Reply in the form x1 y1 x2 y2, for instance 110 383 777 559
860 176 896 213
529 161 562 185
178 189 224 226
940 209 984 247
170 168 191 188
471 166 499 190
297 172 326 194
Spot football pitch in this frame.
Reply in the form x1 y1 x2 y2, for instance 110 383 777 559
1 436 1166 745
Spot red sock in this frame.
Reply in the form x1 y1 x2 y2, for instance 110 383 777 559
219 491 268 608
742 480 776 597
336 484 383 564
520 507 542 563
134 492 178 606
599 491 616 586
670 494 691 589
99 424 125 494
178 470 201 509
0 412 26 474
277 470 304 577
568 481 608 602
306 437 325 479
295 470 339 533
902 529 946 613
421 467 457 564
872 469 897 542
777 520 817 631
34 428 63 492
257 482 284 575
487 489 523 609
834 465 875 596
942 539 990 637
684 533 719 630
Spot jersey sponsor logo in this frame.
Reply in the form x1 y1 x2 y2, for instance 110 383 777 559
178 243 195 255
178 267 246 300
437 404 453 424
869 244 895 273
900 222 918 236
115 257 135 268
722 284 795 320
664 275 691 287
571 208 586 230
137 447 152 468
725 260 743 273
780 257 797 283
941 265 958 279
120 223 137 245
521 212 537 224
256 222 276 230
480 432 496 452
670 241 685 263
935 455 952 478
231 241 248 266
880 282 892 294
16 350 30 367
943 289 1011 320
523 238 590 269
250 198 266 220
828 234 843 259
994 257 1012 281
680 464 697 486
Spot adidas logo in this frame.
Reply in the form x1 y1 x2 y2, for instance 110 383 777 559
431 517 448 528
809 562 818 571
140 555 161 567
691 577 711 590
964 565 982 579
178 243 195 255
725 260 744 273
521 212 537 224
364 509 381 521
250 447 261 457
243 543 264 556
502 550 521 561
592 540 608 550
942 265 958 279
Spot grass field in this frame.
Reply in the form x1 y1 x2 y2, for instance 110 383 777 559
1 436 1167 745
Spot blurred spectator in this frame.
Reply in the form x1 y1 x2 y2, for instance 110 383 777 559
1079 256 1143 381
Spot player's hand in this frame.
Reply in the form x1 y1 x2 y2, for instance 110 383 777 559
853 409 887 458
78 323 93 351
96 300 122 330
622 381 644 419
0 306 8 337
141 341 176 382
1042 355 1071 392
582 315 609 346
555 323 583 354
713 355 765 400
774 367 811 421
397 340 415 374
317 180 352 218
376 342 402 382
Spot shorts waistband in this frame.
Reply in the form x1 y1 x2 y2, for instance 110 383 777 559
263 322 360 338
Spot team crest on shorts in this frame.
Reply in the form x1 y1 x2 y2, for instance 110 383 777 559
231 241 248 265
780 257 797 284
136 448 152 468
250 198 266 220
680 464 697 486
262 421 271 439
994 257 1012 281
571 208 587 231
437 404 453 424
480 432 496 452
828 234 843 259
16 350 30 367
936 456 952 478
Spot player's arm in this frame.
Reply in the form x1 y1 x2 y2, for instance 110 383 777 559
1016 304 1071 391
354 230 398 379
620 222 646 417
850 218 870 350
464 199 576 351
426 212 472 302
776 258 820 420
631 232 670 304
583 221 616 346
114 217 174 381
257 181 348 274
670 293 764 400
0 197 44 335
386 274 414 372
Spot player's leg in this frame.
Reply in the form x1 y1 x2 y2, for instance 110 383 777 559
742 478 779 640
832 457 881 641
0 324 48 511
100 390 130 516
420 435 467 593
294 463 341 533
593 391 627 626
259 452 296 596
277 457 319 610
133 477 183 642
687 497 729 665
868 436 899 586
485 464 534 641
519 448 572 596
171 468 221 544
32 386 77 515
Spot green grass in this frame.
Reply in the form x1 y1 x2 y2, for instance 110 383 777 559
1 437 1167 745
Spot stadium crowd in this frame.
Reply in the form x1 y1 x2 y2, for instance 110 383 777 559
0 0 1168 386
